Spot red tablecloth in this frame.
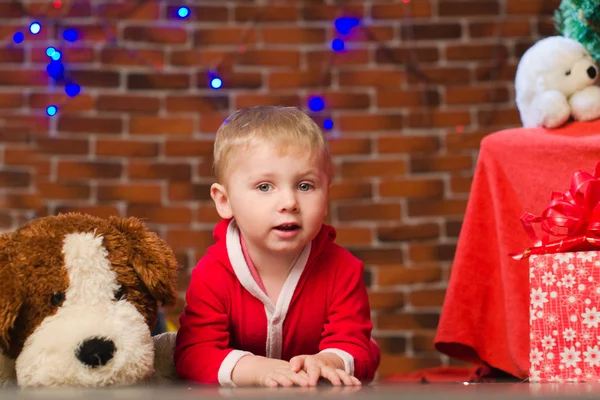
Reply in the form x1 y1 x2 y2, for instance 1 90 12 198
434 120 600 379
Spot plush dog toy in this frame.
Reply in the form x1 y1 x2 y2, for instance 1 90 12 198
515 35 600 128
0 213 179 387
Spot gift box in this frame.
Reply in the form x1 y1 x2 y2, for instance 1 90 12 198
529 251 600 382
512 161 600 382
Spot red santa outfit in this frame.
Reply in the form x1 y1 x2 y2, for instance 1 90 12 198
175 218 380 386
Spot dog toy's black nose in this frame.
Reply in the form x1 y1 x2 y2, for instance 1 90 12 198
588 66 597 79
76 337 116 368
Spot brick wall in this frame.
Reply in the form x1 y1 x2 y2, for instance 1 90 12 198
0 0 559 378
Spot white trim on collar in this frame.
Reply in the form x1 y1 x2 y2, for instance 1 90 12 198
226 219 310 359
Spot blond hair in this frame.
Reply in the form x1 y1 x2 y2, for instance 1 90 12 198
213 106 332 183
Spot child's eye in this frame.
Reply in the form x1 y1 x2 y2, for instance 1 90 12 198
257 183 271 192
298 182 313 191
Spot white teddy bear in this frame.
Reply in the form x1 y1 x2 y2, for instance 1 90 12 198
515 36 600 128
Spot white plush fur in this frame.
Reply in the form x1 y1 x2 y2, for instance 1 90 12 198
515 36 600 128
15 232 155 387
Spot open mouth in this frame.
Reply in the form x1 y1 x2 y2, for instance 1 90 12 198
274 223 300 231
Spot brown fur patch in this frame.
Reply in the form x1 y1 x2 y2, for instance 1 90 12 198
0 213 178 360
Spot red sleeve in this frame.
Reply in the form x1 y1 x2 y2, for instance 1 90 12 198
174 257 234 384
319 251 380 382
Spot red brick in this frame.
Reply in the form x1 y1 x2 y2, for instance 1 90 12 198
378 355 442 377
376 265 442 286
129 116 194 136
37 181 91 200
469 21 531 37
374 336 407 355
411 155 473 173
164 140 214 157
446 131 489 150
369 291 405 311
339 114 404 132
239 50 300 67
377 223 440 242
0 93 24 109
269 71 331 89
450 175 473 194
31 46 95 63
413 332 437 352
308 49 370 67
127 205 192 224
195 204 221 224
37 138 89 155
58 116 122 134
262 27 325 44
97 184 162 204
65 24 116 42
446 44 509 61
0 3 25 17
57 161 122 180
446 85 510 105
377 89 440 108
403 24 462 40
439 1 499 16
314 92 371 110
168 183 212 202
372 2 433 19
68 70 120 87
235 94 300 109
474 62 518 82
0 69 48 87
128 161 191 181
197 71 263 90
408 243 456 263
55 205 120 219
185 6 228 22
0 193 41 210
0 170 30 187
166 95 229 113
170 50 227 67
0 48 24 63
28 94 94 113
301 4 364 21
199 113 228 134
235 5 300 22
409 289 447 308
334 226 372 246
127 73 189 90
328 138 371 156
166 229 214 251
96 140 159 158
194 28 257 46
329 182 372 201
350 248 403 265
380 178 444 199
341 160 406 179
97 2 159 19
377 312 439 331
97 95 160 113
506 0 560 15
377 136 439 154
338 203 401 222
100 48 164 68
338 70 405 87
408 111 471 128
124 27 187 44
478 108 522 127
407 67 470 85
408 199 468 217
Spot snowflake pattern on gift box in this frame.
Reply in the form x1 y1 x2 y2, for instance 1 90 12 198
530 251 600 382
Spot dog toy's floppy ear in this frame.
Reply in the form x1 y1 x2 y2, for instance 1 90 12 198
0 233 24 352
109 217 178 306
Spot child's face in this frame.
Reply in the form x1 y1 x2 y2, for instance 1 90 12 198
214 141 329 256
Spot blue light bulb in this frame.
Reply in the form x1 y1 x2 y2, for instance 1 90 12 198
210 77 223 89
177 6 190 18
63 28 78 42
331 38 345 52
13 32 24 44
308 96 325 112
30 22 41 35
323 119 334 130
46 105 58 116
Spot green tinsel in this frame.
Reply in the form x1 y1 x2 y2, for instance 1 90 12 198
554 0 600 62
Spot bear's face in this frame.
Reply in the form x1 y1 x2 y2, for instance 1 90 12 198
524 36 599 98
0 214 178 387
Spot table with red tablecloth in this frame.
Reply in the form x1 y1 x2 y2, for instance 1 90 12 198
434 120 600 379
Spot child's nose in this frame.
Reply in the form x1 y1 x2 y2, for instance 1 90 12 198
279 190 299 212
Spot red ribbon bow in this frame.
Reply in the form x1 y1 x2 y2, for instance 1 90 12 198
512 161 600 260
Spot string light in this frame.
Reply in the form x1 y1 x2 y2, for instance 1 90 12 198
323 119 334 130
29 22 41 34
63 28 78 42
177 6 190 19
53 0 62 8
308 96 325 112
13 32 24 44
331 38 345 52
46 105 58 116
65 82 81 97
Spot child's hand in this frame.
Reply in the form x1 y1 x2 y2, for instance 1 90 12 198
289 353 361 387
254 357 310 388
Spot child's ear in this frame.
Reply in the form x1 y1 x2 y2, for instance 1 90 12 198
210 183 233 219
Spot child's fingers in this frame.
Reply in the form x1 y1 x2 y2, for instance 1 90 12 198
322 366 342 386
351 376 361 386
289 355 306 372
335 369 358 386
273 374 295 388
306 364 321 386
287 371 309 387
